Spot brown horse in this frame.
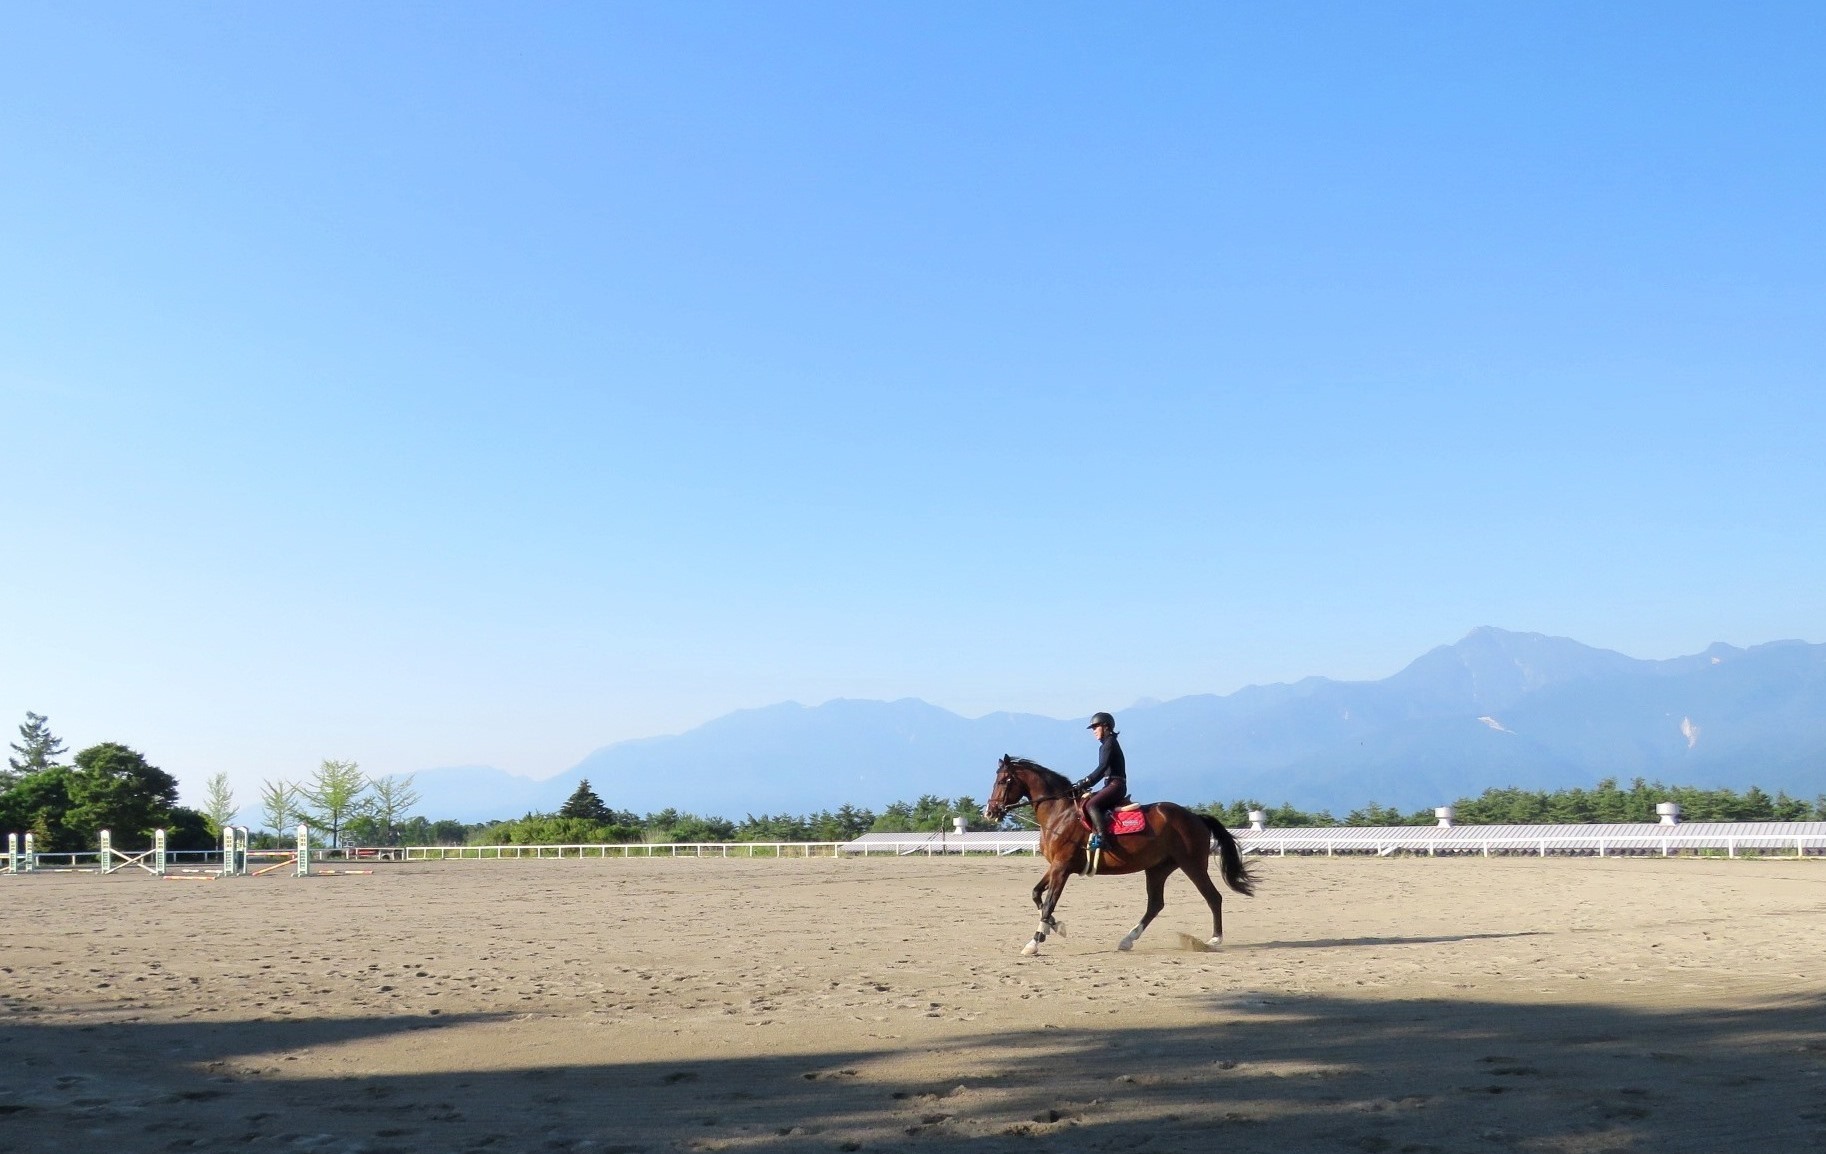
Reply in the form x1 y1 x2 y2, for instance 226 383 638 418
984 755 1255 956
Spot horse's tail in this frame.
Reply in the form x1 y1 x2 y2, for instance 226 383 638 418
1198 814 1257 897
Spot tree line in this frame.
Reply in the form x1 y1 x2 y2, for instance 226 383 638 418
9 712 1823 851
1 713 430 852
254 759 423 848
1 713 215 851
462 781 999 846
1195 777 1826 828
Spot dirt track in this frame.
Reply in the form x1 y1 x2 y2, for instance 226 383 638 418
2 855 1824 1152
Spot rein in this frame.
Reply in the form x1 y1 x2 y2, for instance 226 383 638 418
991 780 1078 828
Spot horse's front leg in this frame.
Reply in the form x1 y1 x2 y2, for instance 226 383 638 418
1031 875 1049 912
1022 865 1073 956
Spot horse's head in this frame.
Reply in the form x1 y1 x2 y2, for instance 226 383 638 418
984 754 1029 823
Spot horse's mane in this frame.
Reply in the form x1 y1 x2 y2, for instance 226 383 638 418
1004 756 1072 791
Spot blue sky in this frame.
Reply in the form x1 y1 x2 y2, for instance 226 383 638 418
4 2 1823 805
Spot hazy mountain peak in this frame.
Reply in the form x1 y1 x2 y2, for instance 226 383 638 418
404 629 1826 821
1388 627 1638 711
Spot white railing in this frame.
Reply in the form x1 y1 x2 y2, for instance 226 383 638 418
403 842 853 860
375 822 1826 864
399 837 1043 860
1236 826 1826 859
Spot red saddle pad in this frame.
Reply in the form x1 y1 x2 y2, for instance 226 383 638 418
1109 808 1147 836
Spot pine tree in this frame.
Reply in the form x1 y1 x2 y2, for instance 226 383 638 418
559 779 611 821
6 711 68 788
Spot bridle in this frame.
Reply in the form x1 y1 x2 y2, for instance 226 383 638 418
987 764 1077 822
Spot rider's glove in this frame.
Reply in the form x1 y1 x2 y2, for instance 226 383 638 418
1074 777 1092 793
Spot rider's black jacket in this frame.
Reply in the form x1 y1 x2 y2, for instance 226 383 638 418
1082 732 1126 789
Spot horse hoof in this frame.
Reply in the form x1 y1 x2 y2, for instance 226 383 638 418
1116 938 1135 952
1206 935 1223 950
1021 940 1040 956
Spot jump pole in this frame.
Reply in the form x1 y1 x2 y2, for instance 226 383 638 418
100 828 167 876
251 824 310 877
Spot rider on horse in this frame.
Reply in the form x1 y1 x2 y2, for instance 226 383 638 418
1075 711 1128 850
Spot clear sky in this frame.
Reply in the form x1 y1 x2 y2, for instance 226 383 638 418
4 2 1823 805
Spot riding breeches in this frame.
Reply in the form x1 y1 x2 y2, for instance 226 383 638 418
1085 778 1129 834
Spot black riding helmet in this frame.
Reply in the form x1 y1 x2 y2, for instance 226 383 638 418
1087 711 1116 731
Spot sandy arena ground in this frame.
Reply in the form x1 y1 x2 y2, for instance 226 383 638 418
3 854 1824 1153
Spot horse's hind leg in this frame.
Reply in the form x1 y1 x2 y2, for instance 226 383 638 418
1031 876 1049 912
1181 853 1227 948
1118 863 1173 951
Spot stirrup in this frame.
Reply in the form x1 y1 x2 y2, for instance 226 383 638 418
1088 832 1104 850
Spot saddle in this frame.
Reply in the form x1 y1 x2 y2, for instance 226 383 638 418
1077 799 1148 837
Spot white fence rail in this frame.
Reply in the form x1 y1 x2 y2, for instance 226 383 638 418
1238 823 1826 858
391 822 1826 862
403 842 851 860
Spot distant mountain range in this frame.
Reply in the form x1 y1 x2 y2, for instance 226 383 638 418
408 628 1826 821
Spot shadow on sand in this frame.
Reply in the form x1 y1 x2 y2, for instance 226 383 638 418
2 992 1823 1153
1232 931 1548 950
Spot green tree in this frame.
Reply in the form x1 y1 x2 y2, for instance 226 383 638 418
365 774 421 845
396 816 474 845
65 743 181 845
1195 800 1337 828
0 766 79 850
259 778 299 837
296 759 370 848
807 804 876 840
864 795 994 834
468 812 642 845
559 779 611 821
6 711 68 788
870 800 916 832
201 772 238 836
737 812 810 841
1343 802 1430 826
650 810 736 842
163 806 217 851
